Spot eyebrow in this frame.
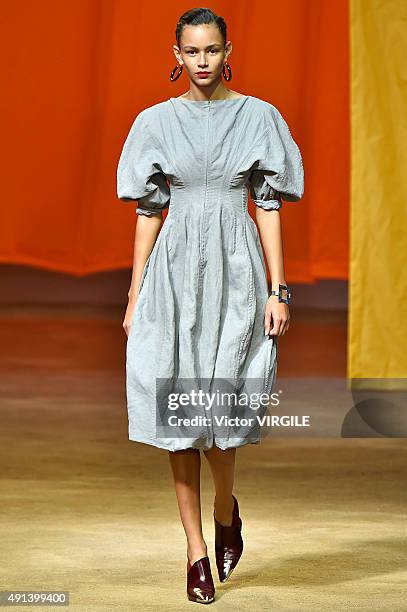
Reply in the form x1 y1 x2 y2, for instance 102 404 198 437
183 44 221 50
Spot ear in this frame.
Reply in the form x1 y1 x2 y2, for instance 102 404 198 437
172 45 182 63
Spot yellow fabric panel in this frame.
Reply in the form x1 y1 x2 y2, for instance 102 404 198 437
349 0 407 386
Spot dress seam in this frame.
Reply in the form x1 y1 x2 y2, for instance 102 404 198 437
233 186 255 382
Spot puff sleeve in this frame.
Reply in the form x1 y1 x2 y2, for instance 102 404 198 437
248 105 304 210
117 111 170 216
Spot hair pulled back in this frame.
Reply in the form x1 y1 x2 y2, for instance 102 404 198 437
175 8 227 47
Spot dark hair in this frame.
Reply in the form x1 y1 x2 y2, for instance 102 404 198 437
175 8 227 47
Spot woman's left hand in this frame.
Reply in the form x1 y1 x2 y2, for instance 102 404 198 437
264 296 290 337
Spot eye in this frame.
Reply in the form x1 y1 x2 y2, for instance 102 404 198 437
186 49 219 55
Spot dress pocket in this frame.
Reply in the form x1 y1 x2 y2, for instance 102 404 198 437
264 336 278 394
138 255 151 296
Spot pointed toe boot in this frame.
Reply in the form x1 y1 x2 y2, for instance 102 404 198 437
186 555 215 604
214 494 244 583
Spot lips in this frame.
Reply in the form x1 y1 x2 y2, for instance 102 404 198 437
196 72 210 76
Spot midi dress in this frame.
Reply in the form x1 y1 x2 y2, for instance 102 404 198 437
117 95 304 452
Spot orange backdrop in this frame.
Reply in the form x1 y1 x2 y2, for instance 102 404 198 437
0 0 348 282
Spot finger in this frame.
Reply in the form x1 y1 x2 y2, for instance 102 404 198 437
281 318 289 335
278 319 286 336
269 317 281 336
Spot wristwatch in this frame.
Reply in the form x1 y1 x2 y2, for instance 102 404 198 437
269 283 292 305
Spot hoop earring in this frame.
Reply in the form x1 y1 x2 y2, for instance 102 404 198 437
170 63 183 81
222 62 232 81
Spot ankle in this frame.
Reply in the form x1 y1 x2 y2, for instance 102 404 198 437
214 494 234 526
187 541 208 565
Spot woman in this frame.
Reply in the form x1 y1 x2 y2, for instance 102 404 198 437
117 7 304 605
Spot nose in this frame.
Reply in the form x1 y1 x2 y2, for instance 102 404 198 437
198 53 209 68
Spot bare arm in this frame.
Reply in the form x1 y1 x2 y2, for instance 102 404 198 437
123 212 163 336
255 207 290 337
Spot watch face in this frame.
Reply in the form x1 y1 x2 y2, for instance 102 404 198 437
269 285 291 303
279 284 289 302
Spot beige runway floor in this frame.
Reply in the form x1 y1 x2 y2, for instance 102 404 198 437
1 305 406 611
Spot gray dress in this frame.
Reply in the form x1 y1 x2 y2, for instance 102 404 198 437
117 95 304 452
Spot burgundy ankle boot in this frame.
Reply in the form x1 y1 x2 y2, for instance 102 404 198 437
214 494 244 582
186 555 215 603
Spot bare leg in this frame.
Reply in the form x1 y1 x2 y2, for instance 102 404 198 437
203 446 236 526
168 448 208 566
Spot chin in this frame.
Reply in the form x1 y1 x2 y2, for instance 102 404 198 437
193 76 219 86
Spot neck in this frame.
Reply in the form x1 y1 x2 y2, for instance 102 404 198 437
182 81 233 102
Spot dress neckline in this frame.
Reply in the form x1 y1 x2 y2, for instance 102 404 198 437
170 95 250 104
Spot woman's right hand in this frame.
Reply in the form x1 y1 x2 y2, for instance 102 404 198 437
123 294 138 337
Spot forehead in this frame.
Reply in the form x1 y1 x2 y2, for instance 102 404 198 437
180 24 223 47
